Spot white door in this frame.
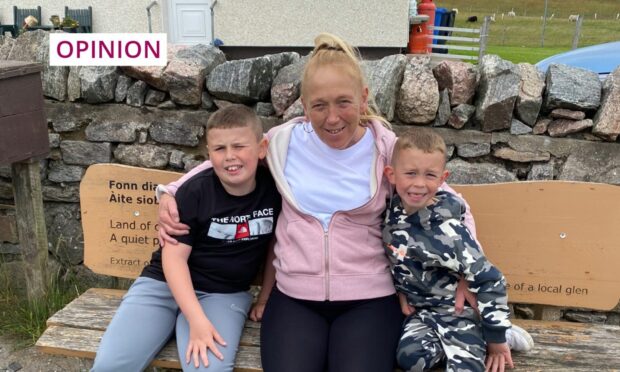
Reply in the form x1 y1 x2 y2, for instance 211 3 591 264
168 0 212 44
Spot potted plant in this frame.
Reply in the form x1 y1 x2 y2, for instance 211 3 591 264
50 15 61 29
60 15 79 33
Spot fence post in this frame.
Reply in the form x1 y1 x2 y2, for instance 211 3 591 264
478 16 490 61
572 15 583 50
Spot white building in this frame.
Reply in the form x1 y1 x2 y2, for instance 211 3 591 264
1 1 409 58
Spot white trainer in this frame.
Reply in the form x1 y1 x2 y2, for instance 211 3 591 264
506 324 534 352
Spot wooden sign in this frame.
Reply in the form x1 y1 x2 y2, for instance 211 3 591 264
453 181 620 311
81 164 182 278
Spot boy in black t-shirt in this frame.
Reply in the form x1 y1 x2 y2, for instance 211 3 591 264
92 105 281 372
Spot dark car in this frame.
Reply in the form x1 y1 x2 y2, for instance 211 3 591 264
535 41 620 80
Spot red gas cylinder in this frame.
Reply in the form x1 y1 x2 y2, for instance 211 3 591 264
408 24 427 54
416 0 436 53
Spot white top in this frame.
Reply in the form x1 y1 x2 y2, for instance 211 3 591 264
284 123 375 230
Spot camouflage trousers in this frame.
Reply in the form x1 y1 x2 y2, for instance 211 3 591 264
396 307 486 372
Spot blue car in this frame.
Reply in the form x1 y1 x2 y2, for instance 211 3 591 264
535 41 620 80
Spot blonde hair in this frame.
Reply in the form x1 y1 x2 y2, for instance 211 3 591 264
393 127 447 164
206 104 263 142
301 33 391 129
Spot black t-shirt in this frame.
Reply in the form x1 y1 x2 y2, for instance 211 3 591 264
141 166 281 293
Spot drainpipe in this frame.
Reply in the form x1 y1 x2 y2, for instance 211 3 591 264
210 0 217 44
146 0 158 33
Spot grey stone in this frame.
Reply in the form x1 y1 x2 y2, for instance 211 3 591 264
559 142 620 184
446 145 455 159
0 243 20 255
67 66 81 102
265 52 300 80
432 60 477 106
207 56 273 103
52 119 81 133
42 184 80 202
456 143 490 158
446 159 517 184
0 179 13 199
114 75 132 103
564 311 607 324
213 99 234 110
120 44 189 91
433 89 451 127
592 66 620 141
510 118 533 135
60 141 112 165
48 133 61 148
528 162 555 180
48 161 85 183
283 97 304 122
513 304 535 319
363 54 407 121
7 29 47 62
547 118 593 137
44 203 83 265
144 89 167 106
493 147 550 162
533 118 551 135
85 122 139 143
254 102 275 117
139 131 148 144
149 121 204 147
431 128 491 146
114 144 170 168
169 150 186 169
126 80 148 107
0 212 18 244
43 65 69 101
158 100 177 110
448 104 475 129
201 91 216 110
0 36 15 60
79 66 119 103
396 55 439 124
550 108 586 120
475 55 520 132
183 155 204 171
271 56 307 116
544 63 602 111
515 63 545 126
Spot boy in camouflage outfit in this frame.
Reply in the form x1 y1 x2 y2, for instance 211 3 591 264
383 127 516 372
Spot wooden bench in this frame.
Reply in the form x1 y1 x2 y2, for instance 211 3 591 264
36 164 620 370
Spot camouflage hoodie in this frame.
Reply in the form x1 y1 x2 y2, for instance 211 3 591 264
382 191 511 343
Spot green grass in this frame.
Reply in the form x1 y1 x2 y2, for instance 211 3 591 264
432 0 620 63
0 266 84 346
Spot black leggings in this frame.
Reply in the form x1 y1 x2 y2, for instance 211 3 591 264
260 286 404 372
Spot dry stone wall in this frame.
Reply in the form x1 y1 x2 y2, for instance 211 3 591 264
1 30 619 324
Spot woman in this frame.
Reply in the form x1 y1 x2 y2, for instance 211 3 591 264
157 33 477 372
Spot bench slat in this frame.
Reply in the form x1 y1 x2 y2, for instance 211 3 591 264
512 319 620 369
36 325 263 371
47 288 261 346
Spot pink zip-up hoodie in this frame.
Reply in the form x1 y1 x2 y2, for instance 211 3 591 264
162 117 477 302
266 118 397 301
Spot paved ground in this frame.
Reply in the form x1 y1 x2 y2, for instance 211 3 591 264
0 335 92 372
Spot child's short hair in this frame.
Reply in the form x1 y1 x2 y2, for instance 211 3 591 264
206 104 263 142
393 127 447 164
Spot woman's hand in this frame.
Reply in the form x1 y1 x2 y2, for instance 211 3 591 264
185 317 227 368
454 276 479 314
157 193 190 246
485 342 513 372
249 301 267 321
398 292 415 316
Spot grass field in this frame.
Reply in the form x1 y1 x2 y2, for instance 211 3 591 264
433 0 620 63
